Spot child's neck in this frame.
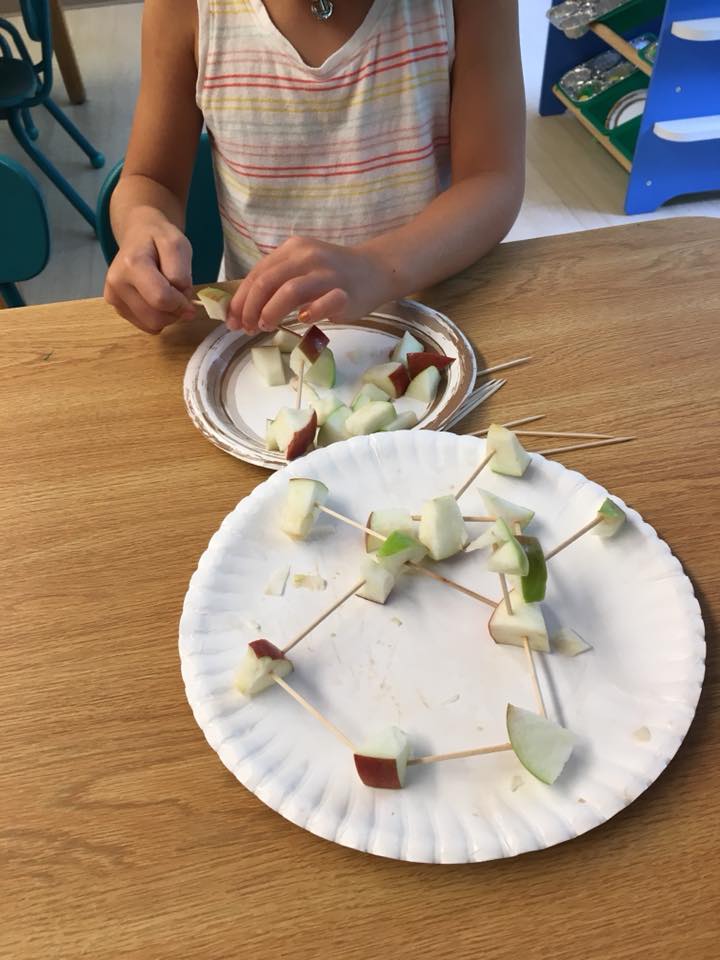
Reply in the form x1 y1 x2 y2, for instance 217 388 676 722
261 0 378 67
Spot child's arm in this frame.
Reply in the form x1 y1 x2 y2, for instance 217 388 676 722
230 0 525 333
105 0 203 334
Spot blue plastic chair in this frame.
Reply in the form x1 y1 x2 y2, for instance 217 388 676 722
0 1 104 230
96 133 224 285
0 154 50 307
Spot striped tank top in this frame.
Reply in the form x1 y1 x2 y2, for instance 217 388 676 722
196 0 455 278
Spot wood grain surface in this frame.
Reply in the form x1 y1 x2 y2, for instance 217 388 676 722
1 218 718 960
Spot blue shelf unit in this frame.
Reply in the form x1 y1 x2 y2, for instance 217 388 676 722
540 0 720 213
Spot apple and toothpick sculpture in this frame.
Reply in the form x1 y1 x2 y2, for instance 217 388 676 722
234 425 628 789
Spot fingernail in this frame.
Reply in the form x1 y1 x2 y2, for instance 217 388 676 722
298 309 311 324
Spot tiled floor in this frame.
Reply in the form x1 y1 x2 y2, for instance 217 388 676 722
1 1 718 305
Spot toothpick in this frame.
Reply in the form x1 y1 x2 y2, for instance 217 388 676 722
544 515 603 561
455 451 494 500
498 573 513 615
409 742 513 765
281 578 366 654
469 414 545 437
296 361 305 410
192 300 298 337
272 675 353 749
476 356 532 378
523 639 547 718
512 429 614 440
536 437 636 456
318 505 496 608
411 514 493 523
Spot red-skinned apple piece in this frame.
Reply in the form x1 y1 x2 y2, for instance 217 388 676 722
298 324 330 364
272 407 318 460
406 352 455 378
249 639 286 660
361 362 410 399
353 754 404 789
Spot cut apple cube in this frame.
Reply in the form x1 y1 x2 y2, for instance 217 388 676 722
593 498 627 539
271 407 317 460
316 405 352 447
487 533 529 576
405 365 441 404
354 726 411 789
390 330 424 366
251 345 286 386
235 640 293 697
351 382 391 410
479 489 535 529
345 401 396 436
292 382 342 426
290 344 336 388
356 557 396 604
196 286 231 323
406 352 455 378
418 495 469 560
365 509 417 552
466 517 514 553
296 324 329 364
375 531 427 574
486 424 531 478
272 328 301 353
279 477 329 539
265 418 279 451
383 411 419 432
506 704 576 785
489 590 549 652
551 627 592 657
361 362 410 399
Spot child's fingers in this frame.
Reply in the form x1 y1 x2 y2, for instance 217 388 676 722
228 249 292 329
257 273 336 332
120 286 183 334
232 261 306 333
302 288 350 324
155 232 194 297
132 253 196 320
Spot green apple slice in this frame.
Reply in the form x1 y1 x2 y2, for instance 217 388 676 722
251 345 286 386
466 517 513 552
593 497 627 538
375 531 427 573
405 365 441 403
365 509 417 552
489 590 549 652
196 286 231 323
345 401 397 436
487 533 529 576
235 640 293 697
357 557 395 604
316 405 352 447
418 495 469 560
351 383 390 410
551 627 592 657
289 344 336 388
506 704 576 784
479 489 535 529
383 411 419 431
516 535 547 602
272 328 301 353
354 726 411 789
486 424 531 477
390 330 424 366
279 478 329 539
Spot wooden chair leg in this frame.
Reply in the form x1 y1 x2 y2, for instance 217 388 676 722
50 0 86 105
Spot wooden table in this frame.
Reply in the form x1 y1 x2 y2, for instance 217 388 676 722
2 219 718 960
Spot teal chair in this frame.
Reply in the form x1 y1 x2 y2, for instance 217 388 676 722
0 154 50 307
96 133 224 285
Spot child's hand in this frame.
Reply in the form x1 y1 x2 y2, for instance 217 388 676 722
104 210 197 335
227 237 397 333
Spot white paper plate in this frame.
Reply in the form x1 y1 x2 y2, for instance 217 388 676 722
183 300 477 469
179 431 705 863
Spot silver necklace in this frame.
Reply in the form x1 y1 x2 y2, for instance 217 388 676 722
311 0 334 21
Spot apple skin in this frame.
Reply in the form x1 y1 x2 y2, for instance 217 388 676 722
388 363 411 397
298 324 330 364
406 352 455 378
353 754 403 789
285 409 317 460
249 639 286 660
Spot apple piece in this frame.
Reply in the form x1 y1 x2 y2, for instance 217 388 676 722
351 382 391 410
361 362 410 400
486 424 531 478
345 401 397 437
271 407 317 460
593 497 627 539
551 627 592 657
375 531 427 573
516 535 547 602
406 352 455 378
487 532 529 577
356 557 395 604
235 640 293 697
251 345 286 386
405 366 441 404
291 382 342 426
265 565 290 596
289 344 336 389
506 704 576 785
489 590 549 652
466 517 514 553
316 404 352 447
272 328 301 353
196 286 231 323
279 477 329 539
265 418 279 451
383 411 419 432
418 495 469 560
297 324 330 364
365 509 417 552
353 726 411 789
390 330 424 365
479 489 535 529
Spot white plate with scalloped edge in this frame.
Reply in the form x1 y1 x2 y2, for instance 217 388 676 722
179 431 705 863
